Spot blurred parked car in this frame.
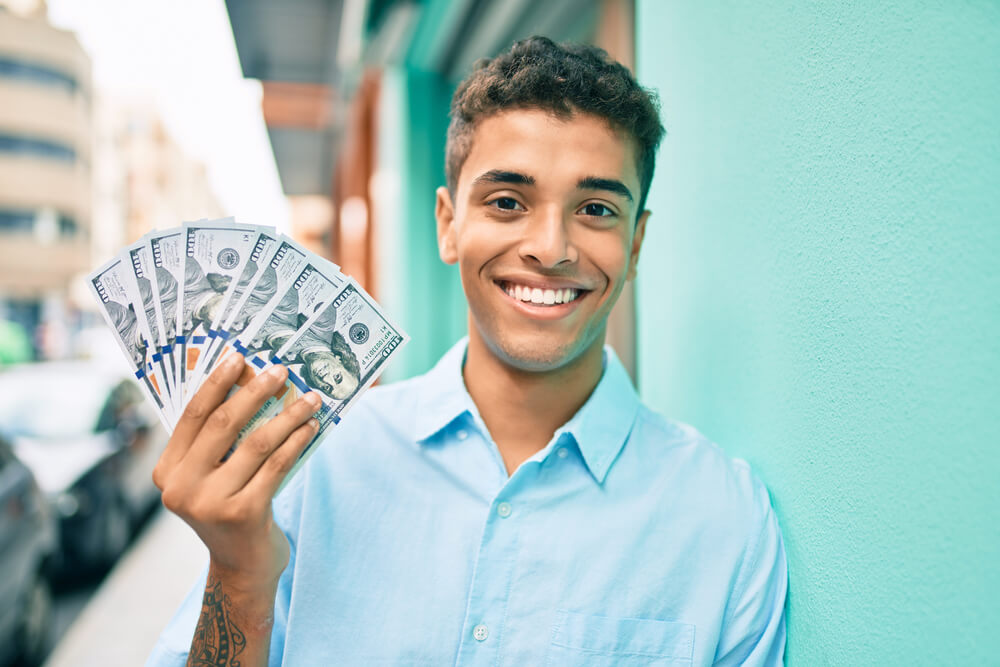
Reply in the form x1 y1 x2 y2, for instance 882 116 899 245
0 361 168 577
0 435 57 666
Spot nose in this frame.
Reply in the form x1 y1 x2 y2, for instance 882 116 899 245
517 205 578 268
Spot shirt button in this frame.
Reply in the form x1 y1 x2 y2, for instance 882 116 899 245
456 429 469 441
557 447 569 459
496 502 512 518
473 624 489 641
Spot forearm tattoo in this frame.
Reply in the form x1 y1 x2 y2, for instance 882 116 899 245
187 577 248 667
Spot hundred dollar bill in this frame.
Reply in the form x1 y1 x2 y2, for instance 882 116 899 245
88 255 173 429
225 278 407 491
209 238 313 367
177 218 261 402
189 230 278 387
186 228 280 394
238 259 346 362
120 252 177 425
148 227 185 416
125 236 177 423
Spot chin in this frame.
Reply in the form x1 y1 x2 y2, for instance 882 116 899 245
482 327 601 374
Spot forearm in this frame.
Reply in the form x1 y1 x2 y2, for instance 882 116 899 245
185 566 279 667
150 355 318 666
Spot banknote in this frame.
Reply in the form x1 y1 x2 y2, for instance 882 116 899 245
238 260 346 361
190 235 343 394
91 219 407 490
213 238 311 361
125 237 177 421
177 219 260 401
225 278 407 491
120 250 176 425
189 230 280 388
88 256 172 429
148 227 186 416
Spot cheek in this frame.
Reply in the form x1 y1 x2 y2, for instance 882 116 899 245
577 229 631 285
455 226 506 280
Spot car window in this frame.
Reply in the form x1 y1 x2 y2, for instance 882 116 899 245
0 371 111 439
95 380 143 433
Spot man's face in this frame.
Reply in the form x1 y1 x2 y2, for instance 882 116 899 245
437 109 648 372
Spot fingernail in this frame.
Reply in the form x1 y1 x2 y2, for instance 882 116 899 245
304 391 321 408
225 353 243 368
309 418 320 430
266 363 287 379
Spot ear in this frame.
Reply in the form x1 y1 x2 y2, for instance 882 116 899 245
626 209 650 282
436 186 458 265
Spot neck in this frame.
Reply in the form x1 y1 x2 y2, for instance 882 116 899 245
462 327 605 476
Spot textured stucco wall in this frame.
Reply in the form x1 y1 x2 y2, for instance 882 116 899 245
635 3 999 663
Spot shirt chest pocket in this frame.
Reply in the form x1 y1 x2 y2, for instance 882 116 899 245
546 610 696 666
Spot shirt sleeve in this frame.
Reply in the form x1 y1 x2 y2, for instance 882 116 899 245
144 564 207 667
712 486 788 666
144 476 306 667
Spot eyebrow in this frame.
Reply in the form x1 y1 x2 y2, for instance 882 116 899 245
471 169 536 187
577 176 633 202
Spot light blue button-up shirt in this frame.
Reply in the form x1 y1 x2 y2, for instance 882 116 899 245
148 339 787 666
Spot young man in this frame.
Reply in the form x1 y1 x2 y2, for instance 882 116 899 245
149 37 787 666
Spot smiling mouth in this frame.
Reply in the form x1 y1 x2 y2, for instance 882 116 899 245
497 280 586 306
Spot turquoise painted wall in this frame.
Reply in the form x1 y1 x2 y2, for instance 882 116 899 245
636 2 999 664
374 67 466 382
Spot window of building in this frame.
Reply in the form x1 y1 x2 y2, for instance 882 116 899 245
0 56 78 95
0 133 76 163
0 208 82 239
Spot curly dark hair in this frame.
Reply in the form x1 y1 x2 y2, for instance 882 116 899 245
446 36 665 218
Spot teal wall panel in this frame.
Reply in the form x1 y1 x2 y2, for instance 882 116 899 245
635 2 1000 663
374 67 466 382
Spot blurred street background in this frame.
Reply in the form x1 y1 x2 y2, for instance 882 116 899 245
1 0 997 665
0 0 639 664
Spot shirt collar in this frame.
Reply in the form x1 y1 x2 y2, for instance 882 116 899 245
413 338 641 484
555 346 640 483
412 338 475 443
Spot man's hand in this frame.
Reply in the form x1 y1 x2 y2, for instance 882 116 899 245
152 352 320 663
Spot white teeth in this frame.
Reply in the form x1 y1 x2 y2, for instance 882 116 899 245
503 282 581 306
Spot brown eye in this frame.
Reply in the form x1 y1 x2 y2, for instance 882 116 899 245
581 203 613 217
489 197 523 211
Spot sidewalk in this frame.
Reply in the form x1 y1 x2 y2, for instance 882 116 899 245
44 510 206 667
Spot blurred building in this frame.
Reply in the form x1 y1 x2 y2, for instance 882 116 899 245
92 101 225 260
0 2 91 356
225 0 635 382
0 2 224 361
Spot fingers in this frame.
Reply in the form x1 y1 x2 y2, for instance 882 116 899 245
239 416 320 501
188 363 291 469
217 391 322 494
158 352 245 471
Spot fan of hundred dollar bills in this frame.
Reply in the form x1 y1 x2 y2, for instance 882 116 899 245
88 217 408 486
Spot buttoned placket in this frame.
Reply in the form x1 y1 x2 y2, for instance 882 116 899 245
452 426 573 666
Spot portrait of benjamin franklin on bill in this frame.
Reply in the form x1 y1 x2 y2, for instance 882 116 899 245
182 256 231 337
155 264 178 341
281 302 361 402
135 271 161 343
246 285 301 358
106 299 146 368
227 263 279 339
